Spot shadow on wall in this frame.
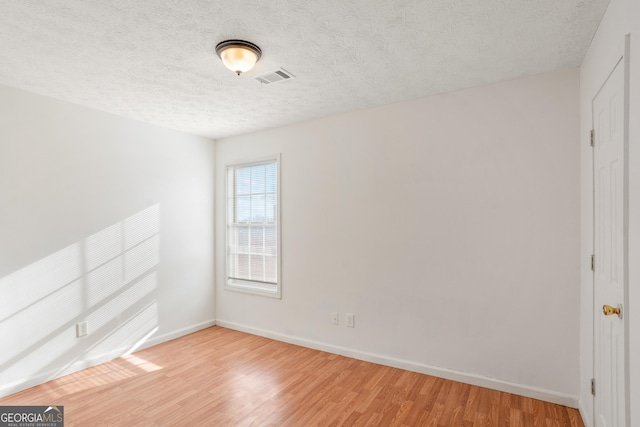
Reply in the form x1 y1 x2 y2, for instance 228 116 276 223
0 204 161 397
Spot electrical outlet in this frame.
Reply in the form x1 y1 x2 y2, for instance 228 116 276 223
76 321 88 337
331 312 339 325
346 313 355 328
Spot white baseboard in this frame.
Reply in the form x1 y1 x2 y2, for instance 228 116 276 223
216 319 580 409
0 319 216 399
138 319 217 351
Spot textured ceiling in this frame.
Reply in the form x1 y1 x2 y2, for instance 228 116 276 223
0 0 608 139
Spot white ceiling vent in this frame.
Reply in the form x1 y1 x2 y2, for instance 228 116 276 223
255 68 295 85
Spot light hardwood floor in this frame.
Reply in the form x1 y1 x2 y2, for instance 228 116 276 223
0 326 583 426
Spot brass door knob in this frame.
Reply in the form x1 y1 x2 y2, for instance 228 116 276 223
603 304 623 319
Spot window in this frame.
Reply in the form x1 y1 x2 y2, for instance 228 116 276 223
226 156 280 298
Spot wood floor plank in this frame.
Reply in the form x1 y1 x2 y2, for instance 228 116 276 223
0 326 584 426
484 388 502 426
438 380 464 425
498 391 511 427
463 383 481 422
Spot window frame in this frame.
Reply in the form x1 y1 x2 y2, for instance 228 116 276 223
224 154 281 298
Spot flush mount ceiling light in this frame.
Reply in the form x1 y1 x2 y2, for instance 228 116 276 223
215 40 262 76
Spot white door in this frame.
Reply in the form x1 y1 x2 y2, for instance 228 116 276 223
593 56 626 427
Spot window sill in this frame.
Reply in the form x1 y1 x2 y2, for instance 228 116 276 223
226 278 281 299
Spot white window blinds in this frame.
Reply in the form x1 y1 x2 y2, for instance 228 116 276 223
226 158 279 296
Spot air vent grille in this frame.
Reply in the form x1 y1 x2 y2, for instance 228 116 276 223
255 68 295 85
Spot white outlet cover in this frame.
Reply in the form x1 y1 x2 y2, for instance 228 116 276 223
346 313 355 328
76 321 88 337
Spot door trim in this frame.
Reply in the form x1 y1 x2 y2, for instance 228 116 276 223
623 33 631 427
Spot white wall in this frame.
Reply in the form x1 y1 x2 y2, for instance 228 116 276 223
579 1 640 425
0 84 215 397
215 68 581 405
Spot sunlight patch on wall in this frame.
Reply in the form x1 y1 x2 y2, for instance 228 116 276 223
0 278 83 366
85 223 123 271
87 272 157 334
85 301 159 364
124 205 160 250
0 243 82 322
10 325 79 385
86 256 125 307
0 204 162 397
124 235 160 283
